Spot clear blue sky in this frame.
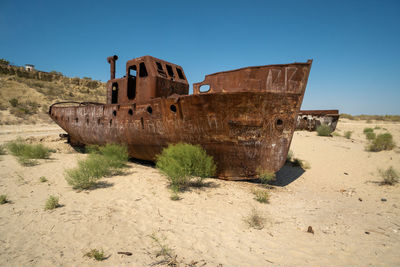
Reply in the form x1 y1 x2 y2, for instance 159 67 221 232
1 0 399 115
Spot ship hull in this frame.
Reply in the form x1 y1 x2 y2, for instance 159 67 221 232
50 91 302 179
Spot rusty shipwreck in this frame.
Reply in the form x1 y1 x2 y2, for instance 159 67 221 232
49 55 313 180
296 110 340 132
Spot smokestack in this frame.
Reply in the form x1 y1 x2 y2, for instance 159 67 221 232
107 55 118 80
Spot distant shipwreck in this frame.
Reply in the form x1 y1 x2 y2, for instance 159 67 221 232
296 110 339 132
49 55 312 180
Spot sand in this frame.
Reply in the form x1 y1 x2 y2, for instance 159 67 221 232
0 119 399 266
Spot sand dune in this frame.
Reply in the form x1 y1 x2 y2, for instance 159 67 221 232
0 119 399 266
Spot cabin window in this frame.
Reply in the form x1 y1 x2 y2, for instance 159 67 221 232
156 62 166 77
127 65 137 99
139 62 148 77
199 84 210 93
176 68 184 79
111 83 118 104
166 64 174 77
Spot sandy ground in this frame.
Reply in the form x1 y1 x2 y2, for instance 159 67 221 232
0 120 399 266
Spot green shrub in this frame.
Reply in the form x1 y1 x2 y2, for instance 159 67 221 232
344 131 352 139
65 144 128 190
98 143 129 169
363 128 374 134
253 189 269 203
374 126 381 130
368 133 396 152
0 58 9 65
316 124 332 136
84 249 105 261
66 155 110 190
6 139 51 166
9 98 18 107
258 169 276 184
44 195 59 210
0 144 6 155
0 194 8 204
379 166 399 185
365 131 376 141
39 176 48 183
286 150 294 162
156 143 216 191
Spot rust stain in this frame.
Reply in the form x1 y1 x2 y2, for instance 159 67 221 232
49 55 312 180
296 110 339 132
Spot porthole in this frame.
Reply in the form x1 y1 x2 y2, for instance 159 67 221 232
128 109 133 115
147 106 152 114
113 110 117 116
75 118 78 123
170 104 177 113
276 119 283 126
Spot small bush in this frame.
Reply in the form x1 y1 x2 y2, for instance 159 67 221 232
150 233 174 259
379 167 399 185
344 131 352 139
156 143 216 191
258 169 276 184
39 176 48 183
65 144 128 190
98 144 129 169
316 124 332 136
0 194 8 204
291 158 311 169
0 144 6 155
286 150 294 162
363 128 374 134
170 191 181 201
368 133 396 152
365 131 376 141
6 139 52 166
9 98 19 107
253 189 269 203
374 126 381 130
244 209 265 230
84 249 105 261
44 195 59 210
332 132 341 137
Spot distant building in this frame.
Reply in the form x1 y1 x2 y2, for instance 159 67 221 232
25 64 34 72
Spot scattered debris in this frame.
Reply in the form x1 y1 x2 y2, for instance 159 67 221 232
117 251 132 256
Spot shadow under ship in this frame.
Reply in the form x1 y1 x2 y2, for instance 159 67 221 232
49 55 312 180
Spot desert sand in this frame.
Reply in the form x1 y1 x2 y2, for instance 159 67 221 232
0 119 399 266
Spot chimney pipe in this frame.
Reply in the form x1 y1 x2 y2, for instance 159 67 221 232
107 55 118 80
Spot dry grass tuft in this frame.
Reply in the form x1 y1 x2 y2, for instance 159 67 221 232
379 166 399 185
84 249 105 261
44 195 60 210
244 208 265 230
253 189 269 203
0 194 9 204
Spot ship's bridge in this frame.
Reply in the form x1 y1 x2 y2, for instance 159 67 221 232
106 55 189 105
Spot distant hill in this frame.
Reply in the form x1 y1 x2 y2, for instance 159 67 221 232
0 63 106 125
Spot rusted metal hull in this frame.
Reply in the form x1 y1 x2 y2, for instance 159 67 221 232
50 91 305 179
296 110 339 132
49 57 312 180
